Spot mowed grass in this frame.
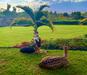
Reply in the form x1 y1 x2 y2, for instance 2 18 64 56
0 25 87 75
0 25 87 47
0 48 87 75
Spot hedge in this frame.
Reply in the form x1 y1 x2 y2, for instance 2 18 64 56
53 21 80 25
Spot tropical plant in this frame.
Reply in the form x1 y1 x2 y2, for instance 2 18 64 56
11 4 53 53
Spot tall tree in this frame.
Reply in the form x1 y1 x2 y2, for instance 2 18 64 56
7 4 11 11
63 12 69 17
71 12 83 20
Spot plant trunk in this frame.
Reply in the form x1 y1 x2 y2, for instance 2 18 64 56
34 30 41 53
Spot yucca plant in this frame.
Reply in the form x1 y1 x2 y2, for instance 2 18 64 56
11 5 53 53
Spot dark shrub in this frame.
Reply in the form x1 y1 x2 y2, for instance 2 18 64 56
53 21 80 25
84 34 87 38
41 39 70 50
41 38 87 50
20 46 35 53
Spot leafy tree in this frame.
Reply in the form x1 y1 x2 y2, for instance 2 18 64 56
11 5 53 53
71 12 84 20
63 12 69 17
82 12 87 17
54 11 58 16
13 7 16 13
7 4 11 11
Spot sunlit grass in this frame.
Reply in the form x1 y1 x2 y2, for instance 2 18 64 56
0 25 87 75
0 25 87 47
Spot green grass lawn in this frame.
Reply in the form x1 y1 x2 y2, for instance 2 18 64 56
0 25 87 75
0 48 87 75
0 25 87 47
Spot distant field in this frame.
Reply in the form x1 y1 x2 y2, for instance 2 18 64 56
0 25 87 47
0 49 87 75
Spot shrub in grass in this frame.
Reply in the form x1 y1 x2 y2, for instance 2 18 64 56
84 34 87 38
69 38 87 50
41 39 59 49
53 20 80 25
41 39 70 50
13 38 87 50
41 38 87 50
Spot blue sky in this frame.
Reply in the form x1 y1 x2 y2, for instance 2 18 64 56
0 0 87 12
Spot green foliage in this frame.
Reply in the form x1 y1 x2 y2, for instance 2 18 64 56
16 5 53 31
53 20 80 25
63 13 69 17
42 38 87 50
71 12 84 20
38 5 49 12
17 6 35 23
7 4 11 11
84 34 87 38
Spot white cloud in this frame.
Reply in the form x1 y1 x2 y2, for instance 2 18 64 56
0 0 86 4
59 0 86 2
39 0 86 3
0 0 48 10
0 0 86 9
50 0 86 2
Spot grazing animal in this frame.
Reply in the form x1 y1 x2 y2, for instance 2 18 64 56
39 46 69 69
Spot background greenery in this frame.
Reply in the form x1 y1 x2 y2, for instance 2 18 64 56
0 6 87 26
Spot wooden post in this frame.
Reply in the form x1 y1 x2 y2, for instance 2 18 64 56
63 45 69 58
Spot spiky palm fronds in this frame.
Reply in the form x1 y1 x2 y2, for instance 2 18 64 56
11 4 53 31
38 5 49 12
35 12 48 21
35 5 49 21
34 17 53 31
17 6 35 23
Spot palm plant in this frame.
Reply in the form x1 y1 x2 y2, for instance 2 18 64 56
12 5 53 53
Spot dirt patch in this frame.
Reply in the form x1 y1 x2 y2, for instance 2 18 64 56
0 59 8 65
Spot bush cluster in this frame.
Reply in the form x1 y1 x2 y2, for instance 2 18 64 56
53 20 87 25
53 21 80 25
41 38 87 50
